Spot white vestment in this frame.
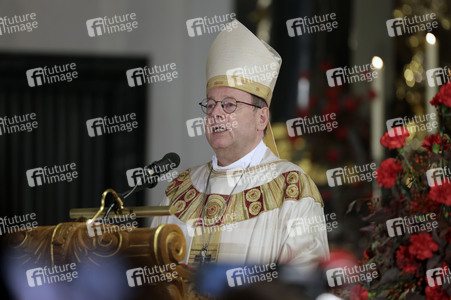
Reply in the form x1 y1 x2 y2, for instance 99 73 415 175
151 142 330 272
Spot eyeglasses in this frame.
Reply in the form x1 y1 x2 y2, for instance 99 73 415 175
199 97 262 115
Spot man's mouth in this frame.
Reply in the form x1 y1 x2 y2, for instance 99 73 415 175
211 124 228 133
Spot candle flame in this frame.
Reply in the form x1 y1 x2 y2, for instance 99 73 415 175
372 56 384 70
426 33 436 45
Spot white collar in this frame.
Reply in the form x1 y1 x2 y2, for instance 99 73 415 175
212 140 268 170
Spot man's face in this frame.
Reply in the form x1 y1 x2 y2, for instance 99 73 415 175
205 86 268 161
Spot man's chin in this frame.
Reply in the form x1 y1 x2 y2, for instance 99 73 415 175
206 137 232 151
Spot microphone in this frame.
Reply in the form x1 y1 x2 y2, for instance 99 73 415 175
104 153 181 220
144 152 181 177
120 152 181 198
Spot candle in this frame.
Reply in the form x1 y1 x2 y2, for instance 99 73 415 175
371 56 384 163
371 56 384 201
425 33 438 127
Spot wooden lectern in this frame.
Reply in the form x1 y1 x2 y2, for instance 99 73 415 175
2 189 204 300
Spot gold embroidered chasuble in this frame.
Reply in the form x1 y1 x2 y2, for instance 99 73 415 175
151 149 329 268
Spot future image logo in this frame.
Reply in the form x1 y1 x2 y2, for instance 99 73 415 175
326 64 378 87
0 113 38 136
426 266 451 287
287 213 338 237
225 63 278 88
126 63 178 87
26 63 78 87
26 263 78 287
385 113 437 137
86 113 138 137
326 264 378 287
386 14 438 37
186 114 238 138
226 263 278 288
125 264 178 287
86 13 138 37
426 66 451 87
0 13 38 36
426 167 451 187
286 113 338 137
86 214 138 238
286 13 338 37
186 13 237 37
26 163 78 187
386 214 438 237
326 163 377 187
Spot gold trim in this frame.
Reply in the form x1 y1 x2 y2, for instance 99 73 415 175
207 75 272 102
89 188 124 221
12 232 29 249
188 227 222 265
50 223 63 266
126 254 152 257
167 168 324 227
210 160 287 176
34 239 46 255
127 244 150 247
154 224 166 265
91 233 123 258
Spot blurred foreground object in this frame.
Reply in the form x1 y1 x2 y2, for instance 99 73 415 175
2 222 196 300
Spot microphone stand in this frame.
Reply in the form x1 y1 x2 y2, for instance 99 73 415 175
70 171 174 221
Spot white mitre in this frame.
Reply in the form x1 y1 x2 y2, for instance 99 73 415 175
206 19 282 157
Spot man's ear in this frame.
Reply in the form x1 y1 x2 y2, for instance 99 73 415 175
257 107 269 131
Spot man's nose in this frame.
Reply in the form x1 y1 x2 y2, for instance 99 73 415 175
210 102 226 120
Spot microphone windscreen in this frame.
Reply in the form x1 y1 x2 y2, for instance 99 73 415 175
164 152 180 168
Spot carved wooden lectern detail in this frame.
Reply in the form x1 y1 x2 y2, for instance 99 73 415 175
3 222 198 300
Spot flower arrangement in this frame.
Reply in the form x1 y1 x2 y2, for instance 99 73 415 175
348 82 451 300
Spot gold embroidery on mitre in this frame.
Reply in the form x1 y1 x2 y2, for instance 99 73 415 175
207 75 272 102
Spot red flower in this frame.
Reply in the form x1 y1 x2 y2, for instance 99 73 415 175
396 245 420 274
380 127 410 149
428 181 451 205
350 284 368 300
439 82 451 107
408 233 438 260
376 158 403 188
429 81 451 107
422 134 451 153
425 285 451 300
430 94 442 106
362 249 372 260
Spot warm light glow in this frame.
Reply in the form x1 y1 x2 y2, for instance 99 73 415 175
426 33 436 45
372 56 384 70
